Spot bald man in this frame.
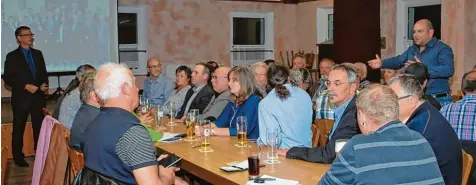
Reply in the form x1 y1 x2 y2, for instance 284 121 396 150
199 67 231 122
368 19 454 106
143 58 173 106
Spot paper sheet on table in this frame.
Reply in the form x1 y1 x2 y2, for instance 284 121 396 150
159 132 181 142
246 175 299 185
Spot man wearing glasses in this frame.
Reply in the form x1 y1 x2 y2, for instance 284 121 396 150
388 74 462 185
143 57 173 107
3 26 49 167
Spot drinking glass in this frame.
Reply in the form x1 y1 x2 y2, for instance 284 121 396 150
236 116 248 147
168 101 177 126
199 120 212 152
185 109 198 141
156 105 165 130
266 128 280 164
248 145 262 180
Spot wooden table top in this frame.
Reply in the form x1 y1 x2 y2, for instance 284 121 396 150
154 118 330 185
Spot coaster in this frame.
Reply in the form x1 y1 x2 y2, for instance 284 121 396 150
199 148 214 153
234 144 249 148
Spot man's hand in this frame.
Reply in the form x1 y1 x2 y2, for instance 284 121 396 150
138 113 154 127
277 148 289 156
25 84 38 93
158 165 175 185
194 125 202 136
40 83 49 92
368 54 382 69
157 154 168 161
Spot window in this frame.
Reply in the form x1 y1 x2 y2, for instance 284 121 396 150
118 13 138 45
232 18 265 45
327 14 334 40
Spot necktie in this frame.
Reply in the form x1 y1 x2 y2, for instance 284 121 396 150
26 50 36 78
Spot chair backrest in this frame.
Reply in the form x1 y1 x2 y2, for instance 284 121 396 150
311 124 320 147
1 146 8 185
462 150 474 185
64 133 84 176
315 119 334 147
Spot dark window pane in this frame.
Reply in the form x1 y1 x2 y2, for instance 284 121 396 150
118 13 137 44
233 17 265 45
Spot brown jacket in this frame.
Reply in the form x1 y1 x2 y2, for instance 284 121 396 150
40 123 70 185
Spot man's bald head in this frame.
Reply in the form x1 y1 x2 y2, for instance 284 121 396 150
147 57 162 78
319 58 334 78
211 66 231 93
462 71 476 95
413 19 434 46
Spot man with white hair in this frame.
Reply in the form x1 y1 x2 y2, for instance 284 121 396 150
81 63 177 185
354 62 371 90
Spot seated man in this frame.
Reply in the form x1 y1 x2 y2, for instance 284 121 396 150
251 62 269 94
199 67 231 122
81 63 180 185
354 62 371 90
388 74 462 185
176 63 214 119
405 62 441 110
142 57 173 107
319 85 443 185
441 70 476 141
69 72 100 151
278 64 361 163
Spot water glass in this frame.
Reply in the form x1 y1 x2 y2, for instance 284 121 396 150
266 128 280 164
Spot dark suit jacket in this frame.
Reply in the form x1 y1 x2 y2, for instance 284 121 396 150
407 101 462 185
3 46 48 110
286 97 360 164
176 84 214 118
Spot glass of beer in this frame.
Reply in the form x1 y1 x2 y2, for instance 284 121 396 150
335 139 348 156
185 109 198 141
199 120 212 152
156 106 165 130
236 116 247 147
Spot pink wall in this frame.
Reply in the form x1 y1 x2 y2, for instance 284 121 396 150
380 0 396 58
118 0 301 66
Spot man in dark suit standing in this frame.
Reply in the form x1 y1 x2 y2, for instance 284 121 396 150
3 26 49 167
277 64 361 164
176 63 214 119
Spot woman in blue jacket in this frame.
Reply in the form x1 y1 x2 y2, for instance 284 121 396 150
209 66 264 139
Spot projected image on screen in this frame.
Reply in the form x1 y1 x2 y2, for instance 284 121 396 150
1 0 118 73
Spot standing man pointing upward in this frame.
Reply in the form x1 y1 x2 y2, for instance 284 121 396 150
368 19 454 105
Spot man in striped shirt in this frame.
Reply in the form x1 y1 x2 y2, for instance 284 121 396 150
319 85 443 185
441 70 476 141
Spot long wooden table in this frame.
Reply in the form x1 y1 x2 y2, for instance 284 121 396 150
154 119 330 185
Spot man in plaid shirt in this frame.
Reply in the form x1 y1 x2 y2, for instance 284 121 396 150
441 71 476 141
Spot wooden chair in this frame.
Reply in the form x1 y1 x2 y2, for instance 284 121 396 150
1 147 8 185
311 124 320 147
315 119 335 147
64 133 84 177
462 150 474 185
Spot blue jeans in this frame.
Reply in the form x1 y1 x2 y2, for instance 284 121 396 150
435 94 452 106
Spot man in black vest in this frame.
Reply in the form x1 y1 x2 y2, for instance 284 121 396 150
3 26 49 167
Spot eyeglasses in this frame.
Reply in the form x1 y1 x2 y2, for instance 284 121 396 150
19 34 34 37
212 75 228 80
398 94 413 100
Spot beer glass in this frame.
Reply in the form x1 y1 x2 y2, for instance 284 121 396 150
167 101 177 126
236 116 247 147
156 106 165 130
248 145 261 180
185 109 198 141
199 120 212 152
140 99 150 115
335 139 348 156
266 128 280 164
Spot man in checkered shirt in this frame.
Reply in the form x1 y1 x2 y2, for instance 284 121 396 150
441 70 476 141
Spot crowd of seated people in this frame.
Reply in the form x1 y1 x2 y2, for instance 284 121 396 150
52 51 475 185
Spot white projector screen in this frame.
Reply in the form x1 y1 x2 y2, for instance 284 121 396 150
1 0 118 73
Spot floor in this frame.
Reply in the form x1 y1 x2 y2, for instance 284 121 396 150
3 157 34 185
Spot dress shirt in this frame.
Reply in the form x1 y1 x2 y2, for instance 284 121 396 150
161 85 191 113
328 97 354 138
142 74 173 106
258 84 313 148
440 94 476 141
382 38 454 94
315 93 336 120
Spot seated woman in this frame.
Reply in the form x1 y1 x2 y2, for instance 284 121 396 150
258 65 313 149
208 66 263 140
58 64 96 129
319 85 443 184
161 66 192 113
